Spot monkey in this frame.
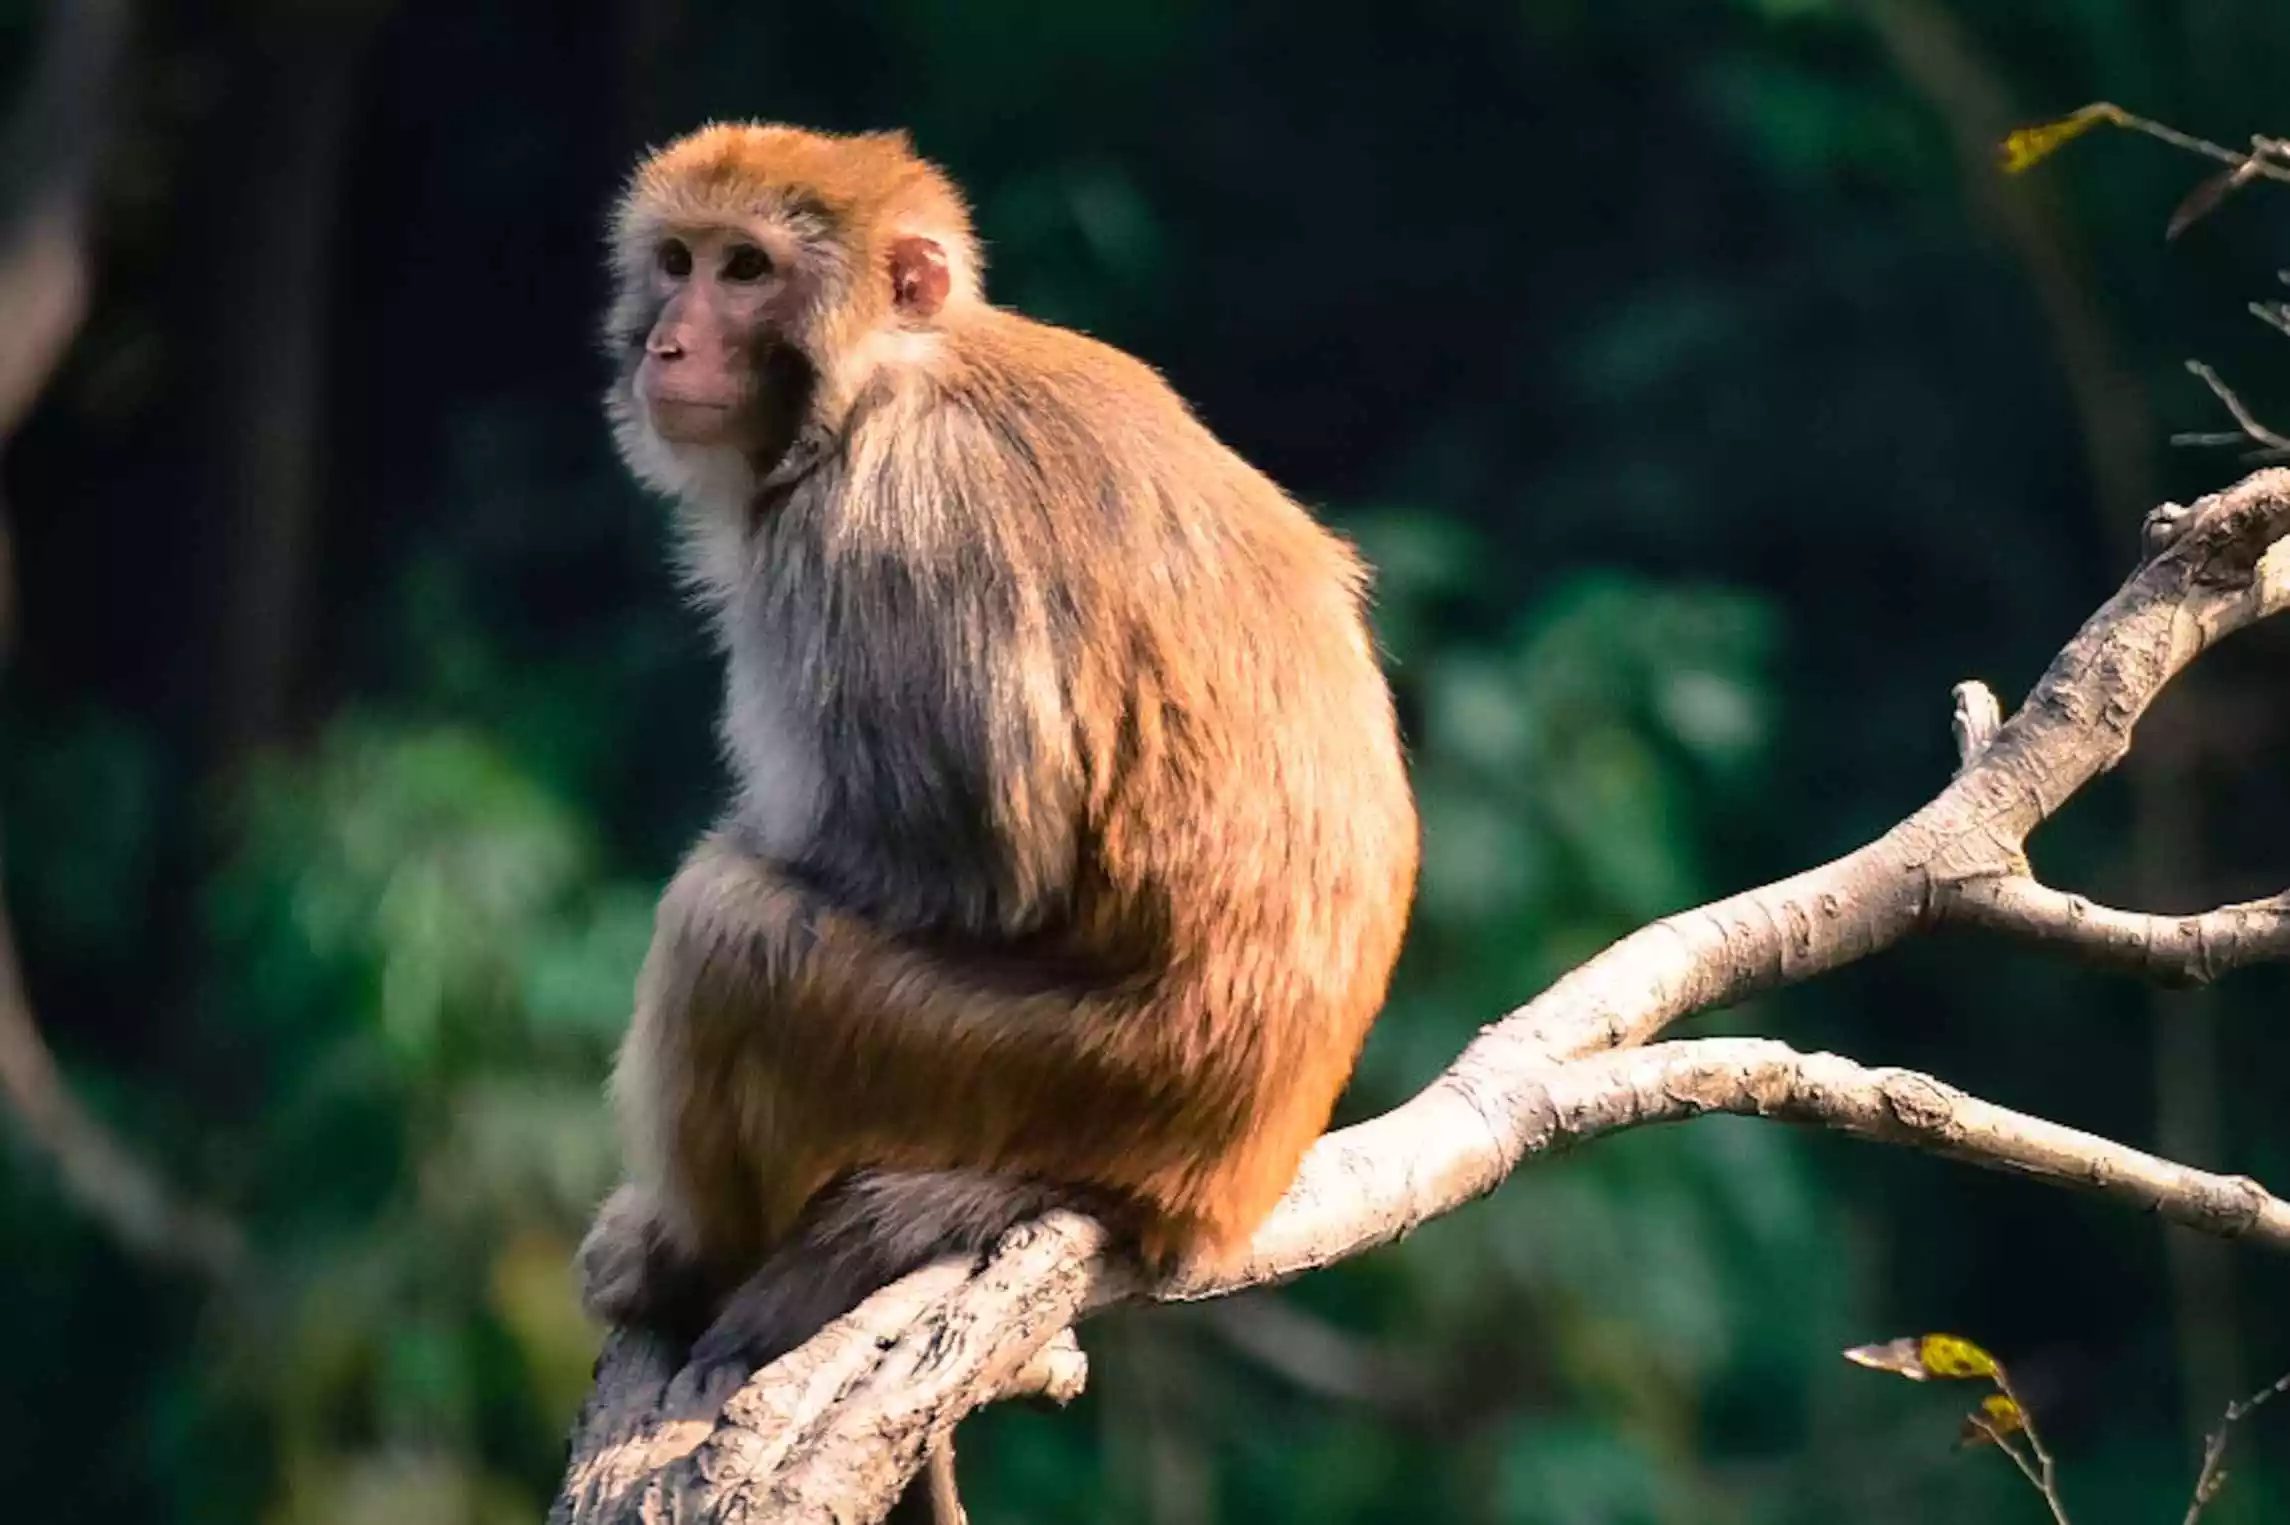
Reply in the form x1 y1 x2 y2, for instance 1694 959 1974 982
577 122 1419 1398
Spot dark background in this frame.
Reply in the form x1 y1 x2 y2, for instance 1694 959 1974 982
3 2 2287 1521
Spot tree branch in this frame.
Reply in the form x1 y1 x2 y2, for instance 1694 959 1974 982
2181 359 2290 458
1940 876 2290 986
552 468 2290 1525
1533 1040 2290 1250
2185 1367 2290 1523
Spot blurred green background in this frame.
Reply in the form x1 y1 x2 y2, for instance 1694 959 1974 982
3 1 2288 1521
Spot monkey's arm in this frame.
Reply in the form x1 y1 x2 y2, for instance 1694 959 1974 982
657 833 1245 1143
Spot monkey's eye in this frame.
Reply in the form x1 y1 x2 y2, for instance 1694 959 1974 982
721 243 773 283
657 239 693 279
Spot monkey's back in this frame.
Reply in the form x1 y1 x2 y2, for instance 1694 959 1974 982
724 304 1420 1258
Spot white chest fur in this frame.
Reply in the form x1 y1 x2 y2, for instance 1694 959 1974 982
722 634 825 860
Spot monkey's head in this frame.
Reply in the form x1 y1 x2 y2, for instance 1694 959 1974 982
604 122 982 501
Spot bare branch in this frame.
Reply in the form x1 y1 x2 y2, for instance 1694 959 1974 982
1525 1040 2290 1251
2185 1368 2290 1524
1505 468 2290 1069
552 469 2290 1524
2252 281 2290 341
2009 100 2290 191
1940 876 2290 986
2180 359 2290 458
1182 1033 2290 1300
1986 1366 2071 1525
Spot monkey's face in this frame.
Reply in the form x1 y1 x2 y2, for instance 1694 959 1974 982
631 225 804 453
605 124 985 505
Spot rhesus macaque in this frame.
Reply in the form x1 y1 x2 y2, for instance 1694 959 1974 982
579 123 1419 1385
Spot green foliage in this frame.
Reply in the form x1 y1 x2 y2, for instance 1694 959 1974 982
1496 1422 1676 1525
178 719 638 1520
1360 527 1776 1080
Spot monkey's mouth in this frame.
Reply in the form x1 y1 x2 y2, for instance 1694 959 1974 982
647 395 745 445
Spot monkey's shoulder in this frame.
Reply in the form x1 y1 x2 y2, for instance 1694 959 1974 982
919 309 1199 452
911 307 1356 571
958 305 1177 390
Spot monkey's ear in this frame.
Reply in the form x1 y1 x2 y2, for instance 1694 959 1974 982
888 235 951 320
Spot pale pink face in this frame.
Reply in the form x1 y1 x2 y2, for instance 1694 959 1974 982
632 224 795 450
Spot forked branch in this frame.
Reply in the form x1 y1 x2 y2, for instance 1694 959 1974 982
552 469 2290 1525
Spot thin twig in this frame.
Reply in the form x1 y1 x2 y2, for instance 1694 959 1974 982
2184 360 2290 455
1938 878 2290 987
1509 1041 2290 1257
2080 104 2290 187
1989 1369 2071 1525
2183 1368 2290 1524
1978 1424 2067 1525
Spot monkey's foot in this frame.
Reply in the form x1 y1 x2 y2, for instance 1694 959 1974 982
577 1184 713 1340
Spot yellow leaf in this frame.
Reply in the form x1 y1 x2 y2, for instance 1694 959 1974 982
1918 1334 2001 1380
1959 1393 2027 1449
2000 104 2120 175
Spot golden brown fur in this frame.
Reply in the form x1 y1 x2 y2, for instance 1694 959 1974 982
579 121 1419 1386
